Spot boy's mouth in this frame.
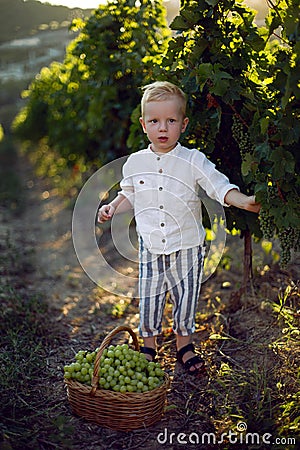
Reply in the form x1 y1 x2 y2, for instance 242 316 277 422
158 136 168 142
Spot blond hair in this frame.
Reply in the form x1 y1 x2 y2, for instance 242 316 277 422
141 81 187 118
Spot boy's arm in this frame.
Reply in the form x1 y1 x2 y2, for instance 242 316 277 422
98 193 133 223
224 189 261 213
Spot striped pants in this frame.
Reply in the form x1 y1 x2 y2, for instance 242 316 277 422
138 239 205 337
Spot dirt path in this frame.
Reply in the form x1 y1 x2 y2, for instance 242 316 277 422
15 156 141 341
9 155 217 448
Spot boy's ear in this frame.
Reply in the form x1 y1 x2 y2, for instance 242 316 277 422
181 117 189 132
139 117 147 133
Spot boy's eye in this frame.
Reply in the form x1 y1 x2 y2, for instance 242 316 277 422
150 119 158 123
169 119 176 123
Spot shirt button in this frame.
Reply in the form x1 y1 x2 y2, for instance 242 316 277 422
162 239 166 243
159 187 163 191
157 157 160 161
160 222 165 227
158 169 163 173
159 205 163 209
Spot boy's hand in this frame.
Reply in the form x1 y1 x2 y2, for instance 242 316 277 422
98 204 115 223
244 195 261 214
225 189 261 213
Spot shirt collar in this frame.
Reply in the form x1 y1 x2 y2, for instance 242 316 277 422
147 142 182 157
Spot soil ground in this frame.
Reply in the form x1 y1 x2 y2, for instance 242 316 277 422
1 154 299 450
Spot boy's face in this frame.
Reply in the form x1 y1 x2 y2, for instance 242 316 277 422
139 97 189 153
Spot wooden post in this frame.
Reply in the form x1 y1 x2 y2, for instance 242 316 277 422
243 228 253 289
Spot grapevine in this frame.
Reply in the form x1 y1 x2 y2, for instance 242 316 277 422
64 344 165 393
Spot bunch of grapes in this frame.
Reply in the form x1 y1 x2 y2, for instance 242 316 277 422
278 227 299 267
231 114 254 156
64 349 96 384
267 182 278 202
259 208 275 240
64 344 165 393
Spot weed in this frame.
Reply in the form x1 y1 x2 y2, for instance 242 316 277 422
0 229 75 449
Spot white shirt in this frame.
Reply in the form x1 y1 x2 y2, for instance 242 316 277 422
119 143 239 254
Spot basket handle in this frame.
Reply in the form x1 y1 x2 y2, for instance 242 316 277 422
90 325 140 395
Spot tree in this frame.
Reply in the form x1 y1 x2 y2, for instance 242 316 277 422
132 0 299 283
13 0 169 166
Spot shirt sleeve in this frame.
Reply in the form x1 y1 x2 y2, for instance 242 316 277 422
193 151 239 206
119 156 134 206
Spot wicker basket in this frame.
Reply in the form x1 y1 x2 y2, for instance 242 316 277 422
64 325 170 431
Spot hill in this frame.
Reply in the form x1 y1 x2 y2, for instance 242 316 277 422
0 0 92 44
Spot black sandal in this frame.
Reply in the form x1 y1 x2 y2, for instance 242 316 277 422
177 343 206 375
140 346 157 362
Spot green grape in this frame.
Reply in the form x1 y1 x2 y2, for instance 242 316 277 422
65 344 165 392
64 348 97 385
107 350 115 359
84 374 90 383
114 349 122 358
137 381 144 390
267 182 277 201
231 114 254 157
127 368 134 377
73 362 81 372
148 362 155 370
148 376 154 386
75 350 86 361
86 353 94 363
155 367 164 377
278 227 296 267
259 208 275 240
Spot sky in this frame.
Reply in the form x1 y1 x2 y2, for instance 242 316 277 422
38 1 106 8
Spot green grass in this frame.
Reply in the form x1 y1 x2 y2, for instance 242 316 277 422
0 245 76 449
208 282 300 448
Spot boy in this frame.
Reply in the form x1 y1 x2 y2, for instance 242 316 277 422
98 81 260 375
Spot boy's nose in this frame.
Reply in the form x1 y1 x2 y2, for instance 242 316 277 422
159 121 167 131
